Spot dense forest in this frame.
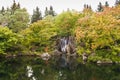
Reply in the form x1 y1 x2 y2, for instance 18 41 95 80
0 0 120 63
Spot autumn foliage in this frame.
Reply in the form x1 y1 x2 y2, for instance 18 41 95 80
0 4 120 62
75 6 120 61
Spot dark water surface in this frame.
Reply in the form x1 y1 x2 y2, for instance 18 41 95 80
0 56 120 80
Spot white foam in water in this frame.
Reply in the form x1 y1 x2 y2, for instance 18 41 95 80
61 38 68 52
59 71 62 77
27 66 33 77
26 66 36 80
32 77 36 80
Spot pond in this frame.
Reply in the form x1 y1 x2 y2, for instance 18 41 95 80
0 56 120 80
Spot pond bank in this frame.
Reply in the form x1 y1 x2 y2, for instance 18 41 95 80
0 53 120 65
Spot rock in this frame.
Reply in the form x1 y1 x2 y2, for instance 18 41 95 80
53 36 77 69
82 53 88 63
97 60 102 64
118 53 120 57
52 49 62 56
41 53 51 61
97 60 113 64
115 61 120 64
41 69 45 75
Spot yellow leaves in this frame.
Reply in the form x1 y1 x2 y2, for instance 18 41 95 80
20 18 57 49
75 6 120 51
20 28 32 35
0 26 18 53
77 16 90 25
75 26 86 42
91 43 97 50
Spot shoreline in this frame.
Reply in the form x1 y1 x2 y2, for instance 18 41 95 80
0 54 120 65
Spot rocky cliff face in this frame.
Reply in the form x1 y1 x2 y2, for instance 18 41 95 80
52 36 77 69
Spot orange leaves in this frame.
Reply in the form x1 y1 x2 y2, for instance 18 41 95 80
77 16 90 25
75 6 120 51
75 27 85 42
91 43 97 50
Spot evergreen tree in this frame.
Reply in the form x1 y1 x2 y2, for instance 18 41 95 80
115 0 119 6
67 8 70 12
83 4 93 15
17 2 20 9
0 1 29 32
11 0 17 14
44 6 56 17
97 2 103 12
8 9 30 32
11 0 17 10
49 6 55 16
1 6 5 15
86 4 89 9
105 1 109 7
88 5 92 9
31 7 42 23
84 4 87 9
118 0 120 4
44 7 49 17
1 6 5 12
115 0 120 6
7 7 10 11
83 4 92 10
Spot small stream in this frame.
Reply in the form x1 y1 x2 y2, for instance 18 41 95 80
0 56 120 80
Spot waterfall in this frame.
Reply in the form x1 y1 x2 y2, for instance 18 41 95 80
53 36 77 69
60 37 68 53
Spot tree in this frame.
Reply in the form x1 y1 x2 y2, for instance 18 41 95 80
44 7 49 17
1 6 5 15
17 2 20 9
31 7 42 23
84 4 87 9
83 4 91 9
7 7 10 11
20 20 57 52
75 7 120 61
49 6 55 16
44 6 56 17
97 2 103 12
105 1 109 7
55 11 81 36
115 0 120 6
0 2 29 33
83 4 93 15
11 0 17 14
10 0 21 14
0 26 18 54
0 7 11 26
8 9 30 32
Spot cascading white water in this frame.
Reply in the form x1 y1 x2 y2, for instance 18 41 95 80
54 36 77 68
60 37 68 53
26 66 36 80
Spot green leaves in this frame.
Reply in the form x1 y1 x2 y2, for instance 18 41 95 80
75 6 120 62
0 8 29 33
54 11 81 36
0 26 18 54
9 9 29 32
20 19 57 52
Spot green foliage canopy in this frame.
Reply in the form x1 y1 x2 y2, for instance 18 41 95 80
0 26 17 54
20 19 57 52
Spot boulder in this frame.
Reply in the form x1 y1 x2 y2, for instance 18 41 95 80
97 60 113 64
41 53 51 61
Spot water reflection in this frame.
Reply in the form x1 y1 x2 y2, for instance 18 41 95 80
26 65 36 80
0 57 120 80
